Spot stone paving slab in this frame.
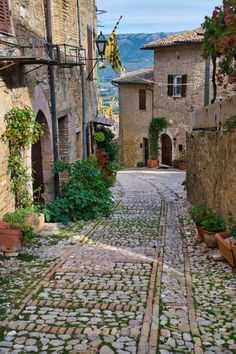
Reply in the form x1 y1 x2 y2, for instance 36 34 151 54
0 170 235 354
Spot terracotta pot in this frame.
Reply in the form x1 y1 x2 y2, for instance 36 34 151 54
0 228 22 253
216 232 235 267
196 224 204 240
0 221 10 229
178 162 188 170
232 240 236 261
203 230 218 248
147 160 159 168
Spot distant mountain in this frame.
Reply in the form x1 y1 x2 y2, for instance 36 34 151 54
98 32 176 113
99 32 175 84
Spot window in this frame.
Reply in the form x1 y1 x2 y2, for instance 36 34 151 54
139 89 146 110
168 75 187 97
0 0 12 34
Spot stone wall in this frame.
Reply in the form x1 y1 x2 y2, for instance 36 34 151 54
186 130 236 218
119 84 153 167
153 44 206 159
0 0 97 217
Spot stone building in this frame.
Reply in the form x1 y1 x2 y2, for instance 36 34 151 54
0 0 98 217
113 68 154 167
115 28 210 167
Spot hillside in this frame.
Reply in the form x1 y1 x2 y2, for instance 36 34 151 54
99 32 175 111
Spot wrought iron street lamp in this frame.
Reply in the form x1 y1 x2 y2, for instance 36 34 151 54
96 31 107 58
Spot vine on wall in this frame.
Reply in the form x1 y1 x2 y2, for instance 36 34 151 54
148 117 168 160
1 107 43 208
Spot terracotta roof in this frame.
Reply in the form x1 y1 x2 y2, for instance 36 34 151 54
112 67 154 85
142 28 204 50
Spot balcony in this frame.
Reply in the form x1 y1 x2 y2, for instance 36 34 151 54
56 44 86 67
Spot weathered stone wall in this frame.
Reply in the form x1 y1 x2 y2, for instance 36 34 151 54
186 130 236 218
119 84 153 167
154 44 206 158
0 0 97 217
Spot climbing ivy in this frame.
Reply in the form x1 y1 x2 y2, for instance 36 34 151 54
148 117 168 160
1 107 43 208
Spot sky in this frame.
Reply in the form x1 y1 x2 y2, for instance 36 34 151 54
96 0 220 34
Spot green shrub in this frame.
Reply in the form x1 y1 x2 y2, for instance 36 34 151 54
201 214 226 233
223 115 236 131
148 117 168 160
44 160 113 224
188 204 212 226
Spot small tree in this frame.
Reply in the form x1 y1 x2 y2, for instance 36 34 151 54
148 117 168 160
202 0 236 102
1 107 43 208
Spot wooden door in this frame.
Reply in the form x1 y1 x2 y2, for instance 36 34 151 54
32 139 44 201
161 134 172 166
143 138 149 165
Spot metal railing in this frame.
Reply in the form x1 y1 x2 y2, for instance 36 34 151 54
57 44 86 66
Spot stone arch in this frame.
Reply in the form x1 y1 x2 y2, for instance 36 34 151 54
31 87 54 202
161 133 172 166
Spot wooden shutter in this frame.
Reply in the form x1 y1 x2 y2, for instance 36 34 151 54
139 89 146 110
87 26 93 80
181 74 187 97
167 75 174 96
0 0 12 34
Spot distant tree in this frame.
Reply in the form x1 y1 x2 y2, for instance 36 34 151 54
202 0 236 102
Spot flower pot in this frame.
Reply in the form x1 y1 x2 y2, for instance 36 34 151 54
0 221 10 229
0 228 22 253
196 224 204 240
178 162 188 170
203 230 218 248
147 160 159 168
215 232 235 267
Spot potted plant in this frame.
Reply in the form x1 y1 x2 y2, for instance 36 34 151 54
189 204 212 240
148 117 168 168
0 228 22 253
215 213 236 267
201 213 226 248
172 151 187 170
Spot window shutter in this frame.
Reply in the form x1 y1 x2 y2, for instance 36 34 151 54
181 74 187 97
139 89 146 110
0 0 12 34
167 75 174 96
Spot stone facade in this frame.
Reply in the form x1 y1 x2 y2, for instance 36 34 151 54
153 44 206 161
186 130 236 218
118 84 153 167
0 0 98 217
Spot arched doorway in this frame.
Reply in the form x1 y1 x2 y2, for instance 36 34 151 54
161 134 172 166
32 110 54 202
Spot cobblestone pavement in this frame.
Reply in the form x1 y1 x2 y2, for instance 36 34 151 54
0 170 235 354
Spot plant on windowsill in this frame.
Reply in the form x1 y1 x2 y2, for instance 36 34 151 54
148 117 168 168
215 212 236 267
200 213 226 248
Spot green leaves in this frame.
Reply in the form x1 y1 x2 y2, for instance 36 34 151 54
148 117 168 160
0 107 44 208
44 160 113 224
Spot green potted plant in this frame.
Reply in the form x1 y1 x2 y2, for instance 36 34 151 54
215 213 236 267
172 150 187 170
189 204 212 240
148 117 168 168
201 213 226 248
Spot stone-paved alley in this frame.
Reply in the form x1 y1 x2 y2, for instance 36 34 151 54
0 170 235 354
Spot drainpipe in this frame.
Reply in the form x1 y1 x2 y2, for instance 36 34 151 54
77 0 87 160
45 0 60 196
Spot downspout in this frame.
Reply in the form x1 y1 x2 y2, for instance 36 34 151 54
77 0 87 160
45 0 60 196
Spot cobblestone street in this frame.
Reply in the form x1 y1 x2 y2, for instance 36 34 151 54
0 170 235 354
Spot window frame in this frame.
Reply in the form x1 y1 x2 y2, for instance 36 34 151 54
173 75 182 97
0 0 13 35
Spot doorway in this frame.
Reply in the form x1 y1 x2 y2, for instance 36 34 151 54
143 138 149 165
161 134 172 166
